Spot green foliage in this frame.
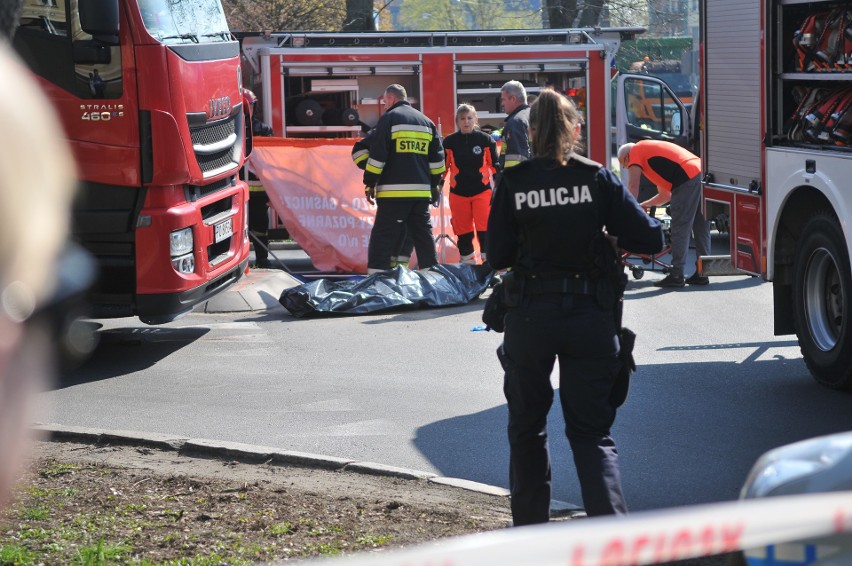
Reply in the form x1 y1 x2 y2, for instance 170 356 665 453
615 36 693 73
0 544 36 565
19 506 49 521
38 462 80 479
222 0 347 32
71 536 132 565
268 521 294 536
398 0 539 30
356 533 393 547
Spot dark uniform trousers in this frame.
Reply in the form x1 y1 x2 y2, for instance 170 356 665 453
368 199 437 270
246 177 270 265
499 292 627 525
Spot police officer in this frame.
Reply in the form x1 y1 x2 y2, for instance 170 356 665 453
487 89 665 525
498 80 531 171
363 84 445 273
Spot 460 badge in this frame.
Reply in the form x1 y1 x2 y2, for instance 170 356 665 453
80 103 124 121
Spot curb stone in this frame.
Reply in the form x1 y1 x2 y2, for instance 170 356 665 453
32 423 579 514
33 424 498 494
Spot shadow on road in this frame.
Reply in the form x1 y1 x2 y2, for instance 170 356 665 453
56 326 209 389
413 349 852 513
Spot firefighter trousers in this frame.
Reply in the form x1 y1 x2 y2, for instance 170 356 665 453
368 200 437 271
499 294 627 525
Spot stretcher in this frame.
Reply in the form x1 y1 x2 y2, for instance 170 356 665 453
621 206 672 280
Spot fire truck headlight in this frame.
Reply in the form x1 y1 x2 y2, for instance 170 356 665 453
171 253 195 274
170 227 195 274
170 227 194 257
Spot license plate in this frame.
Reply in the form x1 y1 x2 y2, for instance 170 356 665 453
214 218 233 243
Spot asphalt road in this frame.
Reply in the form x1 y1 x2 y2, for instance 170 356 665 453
46 242 852 513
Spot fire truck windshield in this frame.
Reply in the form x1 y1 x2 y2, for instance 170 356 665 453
138 0 230 44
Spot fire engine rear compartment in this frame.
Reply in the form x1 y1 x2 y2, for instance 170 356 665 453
240 29 642 165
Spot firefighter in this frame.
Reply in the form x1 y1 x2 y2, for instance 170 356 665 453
618 140 711 287
352 130 413 268
363 84 445 273
442 103 498 265
487 89 665 525
243 88 274 268
498 80 531 170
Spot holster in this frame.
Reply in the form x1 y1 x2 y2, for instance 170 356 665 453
501 271 522 307
482 282 508 332
610 326 637 408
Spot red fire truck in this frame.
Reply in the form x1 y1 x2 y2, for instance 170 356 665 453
618 0 852 389
239 27 642 164
13 0 250 324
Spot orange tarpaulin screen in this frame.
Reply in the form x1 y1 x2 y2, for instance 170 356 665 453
249 138 459 273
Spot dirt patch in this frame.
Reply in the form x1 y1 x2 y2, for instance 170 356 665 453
0 441 735 565
0 440 512 564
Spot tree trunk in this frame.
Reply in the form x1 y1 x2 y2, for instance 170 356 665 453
578 0 605 27
343 0 376 31
544 0 578 28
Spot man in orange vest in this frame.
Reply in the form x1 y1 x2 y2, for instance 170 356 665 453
618 140 710 287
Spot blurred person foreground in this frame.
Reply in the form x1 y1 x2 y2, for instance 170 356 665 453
0 40 89 510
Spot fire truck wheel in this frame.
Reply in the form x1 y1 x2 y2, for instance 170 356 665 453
792 210 852 390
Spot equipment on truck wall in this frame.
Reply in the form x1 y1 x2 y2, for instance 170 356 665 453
238 27 643 164
698 0 852 389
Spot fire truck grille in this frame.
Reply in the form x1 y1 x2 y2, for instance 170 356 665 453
186 177 234 202
196 149 235 175
189 116 239 175
190 118 235 146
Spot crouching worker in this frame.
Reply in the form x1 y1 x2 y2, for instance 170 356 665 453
487 89 665 525
618 140 711 287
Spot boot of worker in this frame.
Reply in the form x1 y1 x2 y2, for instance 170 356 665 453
655 267 685 288
390 255 411 268
253 233 271 268
460 252 477 265
686 264 709 286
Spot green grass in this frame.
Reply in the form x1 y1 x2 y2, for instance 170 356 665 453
38 462 81 479
19 506 49 521
268 522 293 536
71 536 132 565
0 544 36 565
357 533 393 547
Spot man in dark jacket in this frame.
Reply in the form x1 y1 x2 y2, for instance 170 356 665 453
499 80 531 170
363 84 445 273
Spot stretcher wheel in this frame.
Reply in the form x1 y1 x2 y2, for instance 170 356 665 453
631 266 645 279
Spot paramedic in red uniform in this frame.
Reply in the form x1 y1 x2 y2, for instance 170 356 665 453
363 84 445 274
442 104 498 265
618 140 711 287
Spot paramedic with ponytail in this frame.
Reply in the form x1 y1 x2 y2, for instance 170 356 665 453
442 104 498 265
487 89 664 525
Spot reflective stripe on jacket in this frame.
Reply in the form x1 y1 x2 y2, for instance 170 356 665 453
363 101 445 200
499 104 531 170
